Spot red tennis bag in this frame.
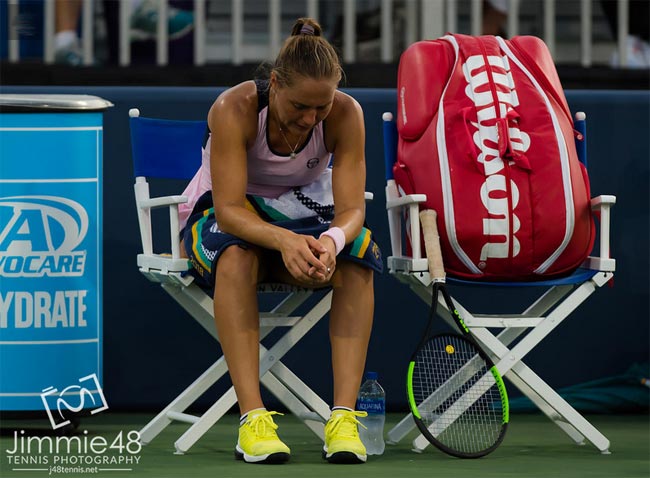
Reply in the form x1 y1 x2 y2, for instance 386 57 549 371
394 34 594 280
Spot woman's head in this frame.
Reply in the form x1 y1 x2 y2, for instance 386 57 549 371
269 18 342 134
271 18 343 88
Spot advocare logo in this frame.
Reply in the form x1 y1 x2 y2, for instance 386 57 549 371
0 196 88 277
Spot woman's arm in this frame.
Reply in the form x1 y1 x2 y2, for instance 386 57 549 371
321 92 367 251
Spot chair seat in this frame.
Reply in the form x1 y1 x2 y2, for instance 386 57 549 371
130 109 335 454
381 110 615 455
447 268 599 288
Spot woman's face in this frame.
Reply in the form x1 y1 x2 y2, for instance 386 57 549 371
271 74 338 136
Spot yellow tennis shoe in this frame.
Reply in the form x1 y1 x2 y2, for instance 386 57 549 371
323 409 368 464
235 410 290 464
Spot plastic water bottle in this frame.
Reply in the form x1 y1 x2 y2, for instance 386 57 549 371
356 371 386 455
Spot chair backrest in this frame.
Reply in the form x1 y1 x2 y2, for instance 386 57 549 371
129 110 207 180
129 109 208 272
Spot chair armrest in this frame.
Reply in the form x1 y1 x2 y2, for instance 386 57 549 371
583 195 616 272
137 253 190 275
134 178 187 263
386 194 427 209
137 195 188 210
591 195 616 208
385 179 429 272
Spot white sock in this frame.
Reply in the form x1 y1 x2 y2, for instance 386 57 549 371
240 407 266 425
331 406 353 413
54 30 78 51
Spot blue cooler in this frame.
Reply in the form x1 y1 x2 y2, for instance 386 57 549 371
0 95 112 424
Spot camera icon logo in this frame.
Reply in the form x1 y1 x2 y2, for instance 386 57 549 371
40 373 109 430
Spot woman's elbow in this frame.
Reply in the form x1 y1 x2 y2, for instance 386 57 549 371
213 205 236 234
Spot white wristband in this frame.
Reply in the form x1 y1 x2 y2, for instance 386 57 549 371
319 227 345 256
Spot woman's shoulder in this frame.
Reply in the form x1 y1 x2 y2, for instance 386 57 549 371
322 90 364 152
330 90 363 121
326 90 364 133
210 80 258 116
208 81 259 136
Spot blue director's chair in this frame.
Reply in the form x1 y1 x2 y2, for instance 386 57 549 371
381 111 616 454
128 108 335 454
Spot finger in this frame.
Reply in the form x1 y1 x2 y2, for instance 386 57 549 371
307 263 329 279
294 258 323 282
312 266 334 284
312 272 327 282
316 253 335 276
303 250 327 273
285 259 310 281
293 269 315 283
306 235 327 254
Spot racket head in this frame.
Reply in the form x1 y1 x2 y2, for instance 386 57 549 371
407 333 509 458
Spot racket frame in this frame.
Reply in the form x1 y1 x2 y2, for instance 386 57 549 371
406 210 510 458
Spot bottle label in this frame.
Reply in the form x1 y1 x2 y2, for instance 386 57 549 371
357 398 385 415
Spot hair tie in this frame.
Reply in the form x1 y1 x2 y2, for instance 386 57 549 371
300 24 315 35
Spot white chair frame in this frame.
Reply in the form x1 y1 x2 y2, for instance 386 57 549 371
382 115 616 455
130 109 336 454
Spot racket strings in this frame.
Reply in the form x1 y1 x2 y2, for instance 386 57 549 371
412 335 505 455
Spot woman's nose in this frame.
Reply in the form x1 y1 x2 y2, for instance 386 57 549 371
302 109 317 126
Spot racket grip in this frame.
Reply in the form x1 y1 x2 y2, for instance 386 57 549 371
419 209 446 282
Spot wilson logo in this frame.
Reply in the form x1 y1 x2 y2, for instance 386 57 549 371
0 196 88 277
462 54 530 261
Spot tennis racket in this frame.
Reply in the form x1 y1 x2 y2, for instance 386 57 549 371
406 209 509 458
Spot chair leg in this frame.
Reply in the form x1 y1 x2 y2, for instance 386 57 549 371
477 329 592 445
139 356 229 445
172 291 334 454
387 276 611 453
172 360 331 455
260 371 326 440
173 368 330 454
386 412 417 445
267 360 331 425
504 361 610 452
174 386 238 454
470 323 610 452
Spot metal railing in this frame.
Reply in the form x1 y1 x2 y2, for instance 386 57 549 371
4 0 635 67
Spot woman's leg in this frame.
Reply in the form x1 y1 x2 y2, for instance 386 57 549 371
213 245 265 415
214 246 291 463
329 261 374 408
264 255 375 406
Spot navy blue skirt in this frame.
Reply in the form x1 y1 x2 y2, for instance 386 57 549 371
182 191 383 289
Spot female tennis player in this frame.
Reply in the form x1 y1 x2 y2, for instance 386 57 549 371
178 17 382 464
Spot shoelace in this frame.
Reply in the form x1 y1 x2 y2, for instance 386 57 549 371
247 411 283 438
328 411 368 438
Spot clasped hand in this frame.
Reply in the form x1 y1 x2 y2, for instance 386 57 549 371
280 232 336 286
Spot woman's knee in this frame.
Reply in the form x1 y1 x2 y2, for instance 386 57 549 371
333 260 373 288
216 245 263 284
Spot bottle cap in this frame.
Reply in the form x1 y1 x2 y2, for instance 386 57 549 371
366 371 378 380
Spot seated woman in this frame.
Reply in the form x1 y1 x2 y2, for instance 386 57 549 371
178 17 382 465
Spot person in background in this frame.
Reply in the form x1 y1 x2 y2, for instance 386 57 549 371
482 0 508 37
178 17 382 466
600 0 650 68
54 0 83 65
54 0 193 65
